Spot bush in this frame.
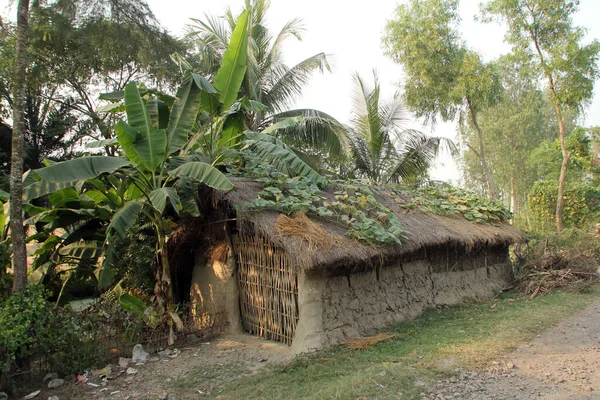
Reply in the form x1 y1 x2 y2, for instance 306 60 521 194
528 180 600 232
0 286 105 381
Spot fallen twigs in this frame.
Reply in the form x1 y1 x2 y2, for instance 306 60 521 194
516 246 599 299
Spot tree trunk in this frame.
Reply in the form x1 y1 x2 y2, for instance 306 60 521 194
555 105 570 233
154 222 174 315
466 98 498 199
9 0 31 293
510 174 516 225
531 35 571 234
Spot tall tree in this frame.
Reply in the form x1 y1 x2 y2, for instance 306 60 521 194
10 0 31 293
482 0 600 232
384 0 502 197
0 0 192 172
462 55 558 222
345 72 453 184
187 0 346 163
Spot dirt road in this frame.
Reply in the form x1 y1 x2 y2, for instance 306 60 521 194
425 297 600 400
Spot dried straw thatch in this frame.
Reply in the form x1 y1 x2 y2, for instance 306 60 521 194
209 178 527 271
275 212 343 251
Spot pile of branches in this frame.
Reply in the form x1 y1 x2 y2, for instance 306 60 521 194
516 242 599 299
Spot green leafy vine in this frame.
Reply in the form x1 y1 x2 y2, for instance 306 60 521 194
232 155 404 245
396 186 512 224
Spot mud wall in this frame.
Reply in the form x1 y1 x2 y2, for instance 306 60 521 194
295 248 512 349
189 246 242 336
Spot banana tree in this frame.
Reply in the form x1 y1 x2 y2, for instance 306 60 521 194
21 10 257 310
22 171 138 301
26 78 234 312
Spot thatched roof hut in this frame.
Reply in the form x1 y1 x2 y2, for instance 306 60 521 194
218 178 525 268
184 178 526 352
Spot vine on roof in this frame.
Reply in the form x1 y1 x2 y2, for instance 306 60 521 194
395 186 512 224
229 153 404 245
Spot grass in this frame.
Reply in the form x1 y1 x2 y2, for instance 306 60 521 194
209 285 600 400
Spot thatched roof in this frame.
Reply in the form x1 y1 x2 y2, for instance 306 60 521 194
214 178 527 271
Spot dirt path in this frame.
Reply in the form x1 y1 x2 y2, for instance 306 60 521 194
30 335 292 400
424 296 600 400
26 297 600 400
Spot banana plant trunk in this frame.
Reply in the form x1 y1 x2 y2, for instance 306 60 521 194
154 222 174 314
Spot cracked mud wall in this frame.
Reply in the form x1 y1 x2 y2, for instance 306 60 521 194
298 248 512 349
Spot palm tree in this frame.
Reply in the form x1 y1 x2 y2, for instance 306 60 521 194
345 72 454 184
186 0 346 162
10 0 31 293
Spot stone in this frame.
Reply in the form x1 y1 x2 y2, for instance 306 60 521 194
158 349 172 357
131 343 148 364
43 372 58 382
48 378 65 389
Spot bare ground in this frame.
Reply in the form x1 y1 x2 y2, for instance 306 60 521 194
26 296 600 400
27 335 293 400
424 296 600 400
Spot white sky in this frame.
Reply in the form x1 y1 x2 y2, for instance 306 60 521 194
145 0 600 183
2 0 599 183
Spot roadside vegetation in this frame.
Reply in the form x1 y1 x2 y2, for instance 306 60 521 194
209 286 600 400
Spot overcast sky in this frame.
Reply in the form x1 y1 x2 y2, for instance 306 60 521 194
2 0 599 182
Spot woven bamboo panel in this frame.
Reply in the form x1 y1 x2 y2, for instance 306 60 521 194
233 235 299 345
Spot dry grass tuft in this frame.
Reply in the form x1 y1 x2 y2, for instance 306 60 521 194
343 332 398 350
210 242 230 264
275 212 342 251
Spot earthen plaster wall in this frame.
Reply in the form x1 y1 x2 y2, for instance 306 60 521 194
295 250 512 349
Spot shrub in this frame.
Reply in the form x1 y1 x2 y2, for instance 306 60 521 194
528 180 600 232
0 286 104 381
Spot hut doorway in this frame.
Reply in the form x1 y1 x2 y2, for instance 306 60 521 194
233 236 299 345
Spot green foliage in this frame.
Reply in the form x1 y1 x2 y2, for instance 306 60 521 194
119 293 160 327
528 180 600 232
482 0 600 111
327 183 405 244
461 55 560 215
400 186 513 223
529 127 600 185
383 0 500 196
28 74 236 304
213 10 249 110
345 72 453 184
187 0 344 165
0 286 104 376
0 0 194 180
384 0 501 124
236 157 404 245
